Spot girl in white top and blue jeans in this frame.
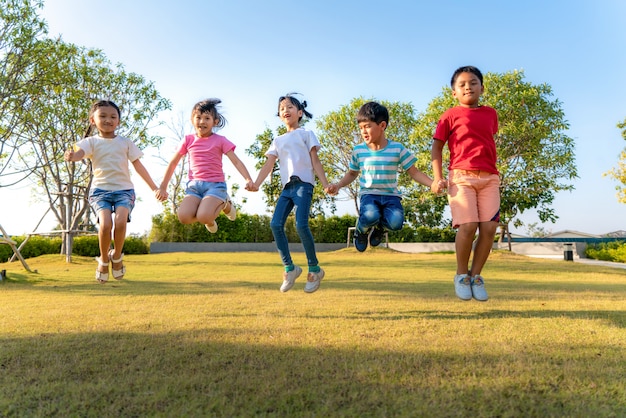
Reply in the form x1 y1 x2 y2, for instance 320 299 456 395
252 94 331 293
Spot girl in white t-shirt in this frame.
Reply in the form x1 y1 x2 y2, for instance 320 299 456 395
252 94 331 293
64 100 166 284
157 99 256 233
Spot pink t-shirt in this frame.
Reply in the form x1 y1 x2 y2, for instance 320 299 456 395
433 106 499 174
178 134 236 182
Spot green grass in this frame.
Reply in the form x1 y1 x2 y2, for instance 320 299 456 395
1 249 625 417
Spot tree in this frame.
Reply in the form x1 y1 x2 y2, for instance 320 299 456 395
0 0 47 186
9 37 171 257
604 118 626 203
246 122 335 217
412 70 577 240
315 97 447 227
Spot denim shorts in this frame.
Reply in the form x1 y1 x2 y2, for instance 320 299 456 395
89 188 135 222
185 180 228 202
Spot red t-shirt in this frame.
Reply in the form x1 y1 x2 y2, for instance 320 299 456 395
433 106 499 174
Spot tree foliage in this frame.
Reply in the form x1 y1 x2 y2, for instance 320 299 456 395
0 0 47 185
412 70 577 233
604 118 626 204
315 97 447 227
1 1 171 255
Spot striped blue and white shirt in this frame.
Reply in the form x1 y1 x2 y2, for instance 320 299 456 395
349 140 417 197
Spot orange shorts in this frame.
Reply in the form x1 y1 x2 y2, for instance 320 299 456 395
447 169 500 228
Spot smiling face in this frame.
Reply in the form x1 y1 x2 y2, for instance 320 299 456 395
452 71 484 108
90 105 120 138
278 98 303 130
192 110 219 138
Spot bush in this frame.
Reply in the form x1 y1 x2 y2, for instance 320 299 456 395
72 235 149 257
0 235 62 262
585 241 626 263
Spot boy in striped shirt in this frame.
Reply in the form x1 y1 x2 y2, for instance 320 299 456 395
327 101 434 252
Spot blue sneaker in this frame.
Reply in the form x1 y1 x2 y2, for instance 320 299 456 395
454 274 472 300
354 229 368 252
471 275 489 301
369 225 385 247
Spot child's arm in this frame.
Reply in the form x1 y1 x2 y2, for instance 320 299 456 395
224 150 256 191
64 147 85 162
309 147 330 189
431 139 446 193
132 159 167 201
158 152 183 199
406 166 434 188
327 169 359 195
252 155 277 191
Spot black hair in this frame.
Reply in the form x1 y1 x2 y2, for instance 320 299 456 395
356 101 389 125
277 92 313 121
85 100 121 137
90 100 121 119
450 65 484 87
192 98 227 129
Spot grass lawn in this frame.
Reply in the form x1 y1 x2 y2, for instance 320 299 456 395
1 249 625 417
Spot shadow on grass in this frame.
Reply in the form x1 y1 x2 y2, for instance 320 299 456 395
0 331 624 417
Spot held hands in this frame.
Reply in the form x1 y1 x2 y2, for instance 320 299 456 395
431 178 448 194
244 180 258 192
154 186 168 202
325 183 339 196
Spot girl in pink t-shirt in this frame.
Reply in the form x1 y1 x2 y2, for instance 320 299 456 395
157 99 256 232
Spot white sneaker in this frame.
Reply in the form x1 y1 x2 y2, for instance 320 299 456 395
304 268 325 293
471 275 489 301
205 223 218 233
223 199 237 221
280 265 302 292
454 274 472 300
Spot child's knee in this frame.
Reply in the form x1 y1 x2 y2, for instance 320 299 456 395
383 210 404 231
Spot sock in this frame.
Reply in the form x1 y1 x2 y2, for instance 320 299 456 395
309 265 320 273
285 265 294 272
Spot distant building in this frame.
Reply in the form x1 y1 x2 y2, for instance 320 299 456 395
547 230 600 239
603 230 626 238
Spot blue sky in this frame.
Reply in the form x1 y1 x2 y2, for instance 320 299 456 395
1 0 625 236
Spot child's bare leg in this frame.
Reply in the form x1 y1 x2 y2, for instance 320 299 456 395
455 222 478 275
469 221 498 276
177 196 202 224
97 210 113 274
111 208 129 260
196 197 225 228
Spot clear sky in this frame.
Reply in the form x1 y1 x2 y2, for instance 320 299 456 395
1 0 625 236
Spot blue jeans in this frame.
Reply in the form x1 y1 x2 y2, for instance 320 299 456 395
357 194 404 233
89 189 135 222
270 177 318 268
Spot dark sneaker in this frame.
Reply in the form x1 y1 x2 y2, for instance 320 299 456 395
471 275 489 301
354 229 368 252
369 225 385 247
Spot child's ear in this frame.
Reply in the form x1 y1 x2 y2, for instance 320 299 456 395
380 121 387 130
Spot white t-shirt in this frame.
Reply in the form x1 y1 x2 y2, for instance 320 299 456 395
76 135 143 191
266 128 320 187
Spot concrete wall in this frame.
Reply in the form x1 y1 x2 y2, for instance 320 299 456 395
151 241 583 258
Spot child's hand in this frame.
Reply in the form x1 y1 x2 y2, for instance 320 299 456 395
325 184 338 196
245 180 258 192
64 149 74 161
154 188 168 202
431 178 447 194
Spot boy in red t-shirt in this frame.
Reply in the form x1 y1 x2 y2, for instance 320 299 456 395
431 66 500 302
